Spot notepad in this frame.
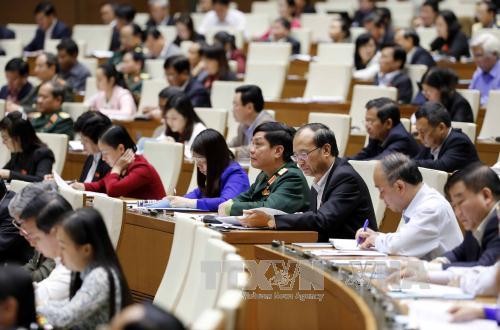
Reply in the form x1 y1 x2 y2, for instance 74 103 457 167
292 242 333 248
309 249 387 257
329 239 359 250
387 282 474 300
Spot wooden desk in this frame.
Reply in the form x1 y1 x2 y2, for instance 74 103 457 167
117 210 318 301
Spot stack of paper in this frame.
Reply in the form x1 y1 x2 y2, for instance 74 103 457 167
310 249 387 257
388 282 475 300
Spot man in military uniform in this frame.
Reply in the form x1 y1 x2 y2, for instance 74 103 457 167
218 122 310 216
109 23 144 67
31 81 74 139
122 50 149 104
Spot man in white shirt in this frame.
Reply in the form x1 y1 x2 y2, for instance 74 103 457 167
356 153 463 260
198 0 245 34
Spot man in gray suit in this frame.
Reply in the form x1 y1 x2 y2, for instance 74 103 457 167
228 85 275 159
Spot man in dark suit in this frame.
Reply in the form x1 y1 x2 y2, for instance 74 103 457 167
241 123 377 242
394 28 436 67
433 163 500 268
350 97 420 160
24 1 71 52
267 17 301 55
145 0 175 28
0 58 33 113
374 45 413 103
110 4 136 51
414 102 479 172
163 55 211 108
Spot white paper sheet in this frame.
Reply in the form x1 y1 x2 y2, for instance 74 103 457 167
330 239 359 250
310 249 387 257
52 170 71 190
388 282 475 300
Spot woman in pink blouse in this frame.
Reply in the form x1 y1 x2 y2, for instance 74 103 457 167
86 63 137 120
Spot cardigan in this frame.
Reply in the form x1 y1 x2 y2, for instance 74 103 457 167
3 146 54 182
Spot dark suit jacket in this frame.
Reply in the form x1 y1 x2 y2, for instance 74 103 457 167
430 31 470 61
445 92 474 123
0 26 15 39
79 155 111 183
109 26 120 51
286 36 301 55
443 210 500 268
351 122 420 160
24 20 71 52
185 78 211 108
275 158 377 242
0 191 34 265
414 128 479 172
0 82 33 103
4 146 55 182
410 46 436 67
374 71 413 104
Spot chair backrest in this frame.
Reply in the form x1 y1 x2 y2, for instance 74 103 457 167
143 141 183 194
419 167 449 196
244 63 287 100
479 90 500 139
157 26 177 44
6 24 37 45
400 118 411 132
473 28 500 45
251 1 279 14
349 85 397 132
154 212 204 310
246 42 291 65
304 63 352 102
384 1 414 28
416 27 437 50
247 165 260 185
84 77 98 103
180 40 194 56
245 13 272 39
133 12 150 28
59 186 85 210
216 289 245 330
62 102 90 122
0 141 10 168
0 39 23 57
80 57 98 76
138 79 168 114
194 108 228 135
37 133 68 174
0 99 5 119
9 180 31 194
191 309 225 330
316 43 355 66
348 160 386 226
92 194 125 248
457 89 480 122
205 27 244 49
315 1 355 16
300 14 334 42
451 121 477 143
406 64 428 99
350 27 367 43
210 81 243 111
145 59 166 80
187 164 198 193
0 57 10 87
291 27 312 55
43 39 61 54
308 113 351 157
73 24 112 54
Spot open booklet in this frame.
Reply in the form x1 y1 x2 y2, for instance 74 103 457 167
210 207 289 229
128 199 206 212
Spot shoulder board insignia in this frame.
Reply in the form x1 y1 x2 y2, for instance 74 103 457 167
140 73 150 80
59 112 70 119
49 114 58 123
277 168 288 176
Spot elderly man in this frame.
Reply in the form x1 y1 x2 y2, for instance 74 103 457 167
414 102 479 172
144 27 181 60
469 33 500 106
394 28 435 67
356 153 463 260
375 45 413 104
145 0 174 28
242 123 377 242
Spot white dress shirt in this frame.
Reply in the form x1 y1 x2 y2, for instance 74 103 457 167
374 183 463 260
34 258 71 306
311 162 334 210
84 153 102 183
198 9 246 34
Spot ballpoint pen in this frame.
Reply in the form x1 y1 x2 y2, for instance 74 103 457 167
357 218 369 246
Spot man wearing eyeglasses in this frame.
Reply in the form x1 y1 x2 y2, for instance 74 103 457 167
242 123 377 242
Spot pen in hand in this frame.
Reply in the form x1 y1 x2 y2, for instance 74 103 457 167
357 219 369 246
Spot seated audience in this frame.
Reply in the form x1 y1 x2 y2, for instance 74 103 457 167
73 111 112 183
144 27 181 60
166 129 250 211
243 123 377 242
0 112 55 182
430 10 470 61
199 45 237 91
172 13 205 46
394 28 436 67
37 208 133 329
356 153 463 260
8 182 58 282
86 63 137 120
352 0 377 27
214 31 246 74
414 0 439 28
228 85 275 160
350 98 419 160
295 0 316 15
219 122 310 216
72 125 166 199
198 0 246 34
0 180 32 265
329 18 351 43
141 86 182 121
56 38 91 93
145 0 174 28
109 23 144 67
110 303 185 330
20 192 72 306
110 4 136 51
100 1 116 26
24 1 71 52
433 163 500 268
472 1 499 33
419 67 474 122
163 55 211 107
353 33 380 80
363 12 394 47
258 0 301 40
469 33 500 106
187 41 206 79
414 102 479 172
0 58 34 113
261 18 301 55
375 45 413 104
121 51 148 104
31 81 74 139
0 266 37 329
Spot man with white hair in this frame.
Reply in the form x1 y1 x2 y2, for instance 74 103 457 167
469 33 500 106
145 0 174 28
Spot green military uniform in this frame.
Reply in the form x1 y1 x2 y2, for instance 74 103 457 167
23 251 56 282
230 161 311 216
125 72 149 105
31 109 75 140
109 46 144 67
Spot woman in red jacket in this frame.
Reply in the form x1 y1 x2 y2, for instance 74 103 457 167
71 125 165 199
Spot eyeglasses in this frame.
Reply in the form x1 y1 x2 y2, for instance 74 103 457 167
11 218 28 235
291 147 320 163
